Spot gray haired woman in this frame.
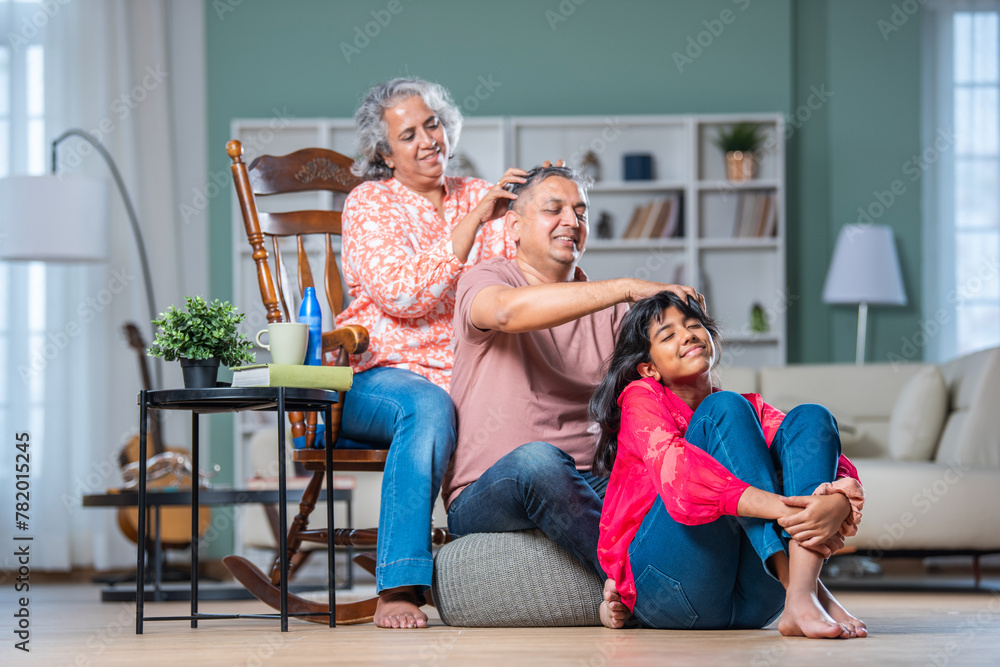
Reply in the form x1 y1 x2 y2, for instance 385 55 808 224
334 77 526 629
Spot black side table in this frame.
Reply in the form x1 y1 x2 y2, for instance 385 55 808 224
134 387 339 633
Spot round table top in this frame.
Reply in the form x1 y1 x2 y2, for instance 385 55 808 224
140 386 340 413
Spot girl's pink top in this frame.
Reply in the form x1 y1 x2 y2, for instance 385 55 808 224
598 377 861 611
335 176 515 390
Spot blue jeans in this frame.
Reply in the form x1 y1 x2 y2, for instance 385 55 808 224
629 392 841 629
446 441 608 579
337 367 456 593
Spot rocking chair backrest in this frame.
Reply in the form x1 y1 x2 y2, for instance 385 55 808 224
227 140 361 325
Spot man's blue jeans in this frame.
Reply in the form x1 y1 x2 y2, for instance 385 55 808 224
337 367 456 593
446 442 608 579
628 392 842 629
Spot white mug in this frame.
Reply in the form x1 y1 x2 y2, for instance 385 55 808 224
255 322 308 365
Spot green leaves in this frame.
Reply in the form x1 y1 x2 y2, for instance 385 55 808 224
148 295 256 367
713 122 766 154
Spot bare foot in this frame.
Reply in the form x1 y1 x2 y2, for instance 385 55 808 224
374 587 428 629
599 578 630 629
817 581 868 638
778 587 849 639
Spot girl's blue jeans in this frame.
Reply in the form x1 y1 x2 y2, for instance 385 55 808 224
628 391 842 629
337 367 456 594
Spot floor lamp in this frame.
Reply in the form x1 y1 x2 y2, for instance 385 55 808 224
822 224 907 365
0 129 162 388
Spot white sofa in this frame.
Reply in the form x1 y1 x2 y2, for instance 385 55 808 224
717 346 1000 555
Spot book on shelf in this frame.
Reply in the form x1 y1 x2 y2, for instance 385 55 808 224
229 363 353 390
621 194 682 240
623 201 653 239
732 191 776 238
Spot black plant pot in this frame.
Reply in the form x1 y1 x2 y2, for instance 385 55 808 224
179 357 220 388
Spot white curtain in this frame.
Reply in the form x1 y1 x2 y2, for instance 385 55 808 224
0 0 206 571
923 1 1000 362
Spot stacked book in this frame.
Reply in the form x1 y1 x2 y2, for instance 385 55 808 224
621 194 683 240
230 363 353 390
732 191 778 238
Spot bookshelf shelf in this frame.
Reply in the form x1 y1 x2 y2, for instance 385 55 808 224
698 238 781 250
696 179 781 191
590 180 687 193
232 113 786 372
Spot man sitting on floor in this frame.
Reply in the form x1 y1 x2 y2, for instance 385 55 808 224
443 165 704 626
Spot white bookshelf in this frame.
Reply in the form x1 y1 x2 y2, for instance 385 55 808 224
226 113 786 542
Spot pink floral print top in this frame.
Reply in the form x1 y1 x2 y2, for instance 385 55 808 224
335 176 515 389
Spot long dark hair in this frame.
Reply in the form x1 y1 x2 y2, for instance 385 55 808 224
589 291 721 476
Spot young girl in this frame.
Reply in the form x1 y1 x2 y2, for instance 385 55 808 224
590 291 866 638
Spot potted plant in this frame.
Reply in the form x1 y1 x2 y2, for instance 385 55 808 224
148 296 255 388
713 122 766 181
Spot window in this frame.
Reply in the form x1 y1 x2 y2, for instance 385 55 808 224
925 5 1000 360
0 0 47 455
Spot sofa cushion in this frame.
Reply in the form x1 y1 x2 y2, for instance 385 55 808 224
936 346 1000 467
432 530 603 627
888 366 948 461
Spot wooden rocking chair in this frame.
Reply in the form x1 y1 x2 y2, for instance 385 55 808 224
223 139 426 624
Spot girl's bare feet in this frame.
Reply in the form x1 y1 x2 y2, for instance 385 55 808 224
599 578 631 629
374 586 428 629
817 581 868 638
777 542 849 639
778 588 849 638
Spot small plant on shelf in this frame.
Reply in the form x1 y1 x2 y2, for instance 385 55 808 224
148 296 255 387
713 122 766 181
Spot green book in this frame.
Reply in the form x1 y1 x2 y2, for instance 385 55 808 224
229 363 353 390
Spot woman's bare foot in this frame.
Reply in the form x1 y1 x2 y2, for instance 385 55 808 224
778 587 849 639
599 578 630 629
817 581 868 638
374 586 428 629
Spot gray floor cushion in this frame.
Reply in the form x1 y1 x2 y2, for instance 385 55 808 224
432 529 604 627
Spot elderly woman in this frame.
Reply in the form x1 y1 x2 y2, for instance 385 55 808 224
336 77 526 628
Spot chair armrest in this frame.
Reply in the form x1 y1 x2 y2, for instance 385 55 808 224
322 324 369 356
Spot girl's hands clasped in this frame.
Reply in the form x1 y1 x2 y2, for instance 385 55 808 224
778 493 852 550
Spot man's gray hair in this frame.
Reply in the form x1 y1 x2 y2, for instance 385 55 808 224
506 165 593 210
351 77 463 181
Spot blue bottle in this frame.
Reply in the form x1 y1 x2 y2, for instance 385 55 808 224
298 286 322 366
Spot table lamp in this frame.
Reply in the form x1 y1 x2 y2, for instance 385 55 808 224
0 129 161 387
822 224 907 364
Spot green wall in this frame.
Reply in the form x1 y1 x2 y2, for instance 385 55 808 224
206 0 924 365
204 0 924 546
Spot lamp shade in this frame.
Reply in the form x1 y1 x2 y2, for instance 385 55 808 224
0 174 109 262
822 224 907 306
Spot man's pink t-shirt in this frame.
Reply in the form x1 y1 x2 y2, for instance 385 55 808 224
443 257 627 508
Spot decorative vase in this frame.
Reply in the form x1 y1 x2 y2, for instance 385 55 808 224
725 151 757 181
179 357 220 388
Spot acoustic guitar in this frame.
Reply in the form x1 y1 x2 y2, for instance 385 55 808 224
117 323 212 547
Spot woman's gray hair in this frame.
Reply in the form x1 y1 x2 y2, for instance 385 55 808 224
351 77 463 181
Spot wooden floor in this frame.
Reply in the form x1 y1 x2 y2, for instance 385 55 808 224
7 572 1000 666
